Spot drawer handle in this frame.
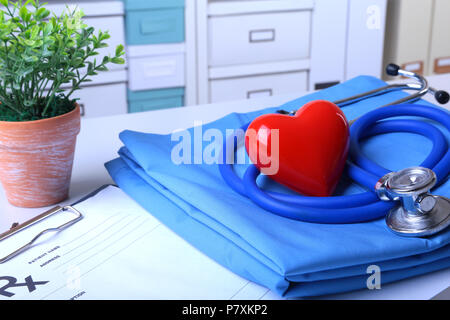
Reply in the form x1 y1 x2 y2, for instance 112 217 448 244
143 60 177 78
247 89 273 99
140 18 174 35
249 29 276 43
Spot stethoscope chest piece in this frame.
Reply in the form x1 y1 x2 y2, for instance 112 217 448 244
376 167 450 237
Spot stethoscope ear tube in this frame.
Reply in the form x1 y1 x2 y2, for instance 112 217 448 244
219 104 450 228
350 104 450 182
335 64 450 109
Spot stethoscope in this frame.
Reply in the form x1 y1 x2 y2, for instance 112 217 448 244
219 64 450 237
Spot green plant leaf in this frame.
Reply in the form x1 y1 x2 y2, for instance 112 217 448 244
30 25 39 39
36 8 50 20
99 32 110 41
96 65 108 72
19 6 28 21
43 22 53 35
24 0 35 7
87 61 94 73
111 57 125 65
115 44 124 56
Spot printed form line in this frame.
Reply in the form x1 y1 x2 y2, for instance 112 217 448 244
63 218 152 273
60 211 125 247
258 289 271 300
229 281 250 300
60 213 132 258
53 213 133 271
41 223 162 300
55 215 143 271
80 223 161 278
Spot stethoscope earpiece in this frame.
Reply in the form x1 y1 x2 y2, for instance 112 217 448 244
435 90 450 105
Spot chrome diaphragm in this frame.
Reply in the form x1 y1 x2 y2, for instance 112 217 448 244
376 167 450 237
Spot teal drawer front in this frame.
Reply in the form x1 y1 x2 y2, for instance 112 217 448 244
129 96 183 113
128 88 185 113
122 0 184 10
124 1 185 45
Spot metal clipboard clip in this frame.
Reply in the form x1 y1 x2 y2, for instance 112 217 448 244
0 206 83 264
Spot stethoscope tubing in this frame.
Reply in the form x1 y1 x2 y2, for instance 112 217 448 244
218 104 450 224
349 104 450 182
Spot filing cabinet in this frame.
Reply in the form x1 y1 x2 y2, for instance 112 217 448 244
210 71 308 103
428 0 450 75
127 44 185 92
197 0 314 104
126 45 186 114
197 0 387 104
123 0 188 112
384 0 450 77
122 0 185 45
208 10 311 67
383 0 433 76
47 0 390 112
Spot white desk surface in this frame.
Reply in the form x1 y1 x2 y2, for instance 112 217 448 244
1 75 450 300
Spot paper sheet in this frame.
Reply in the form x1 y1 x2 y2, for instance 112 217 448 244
0 186 281 300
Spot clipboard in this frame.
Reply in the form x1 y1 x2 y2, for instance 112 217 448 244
0 185 114 264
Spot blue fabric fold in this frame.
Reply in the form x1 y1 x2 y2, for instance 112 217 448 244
105 76 450 298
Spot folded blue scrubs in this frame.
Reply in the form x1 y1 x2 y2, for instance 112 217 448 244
105 76 450 298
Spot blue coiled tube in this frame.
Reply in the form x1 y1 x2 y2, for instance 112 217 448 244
218 104 450 223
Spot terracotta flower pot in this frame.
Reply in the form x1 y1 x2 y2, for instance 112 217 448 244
0 105 81 208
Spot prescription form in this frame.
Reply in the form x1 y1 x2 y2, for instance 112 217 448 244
0 186 279 300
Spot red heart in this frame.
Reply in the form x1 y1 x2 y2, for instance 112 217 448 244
245 100 350 197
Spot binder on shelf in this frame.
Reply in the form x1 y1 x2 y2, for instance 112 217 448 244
383 0 434 77
429 0 450 75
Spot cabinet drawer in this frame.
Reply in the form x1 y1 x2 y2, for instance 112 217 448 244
84 16 126 71
383 0 433 76
429 0 450 74
208 10 311 67
125 8 185 45
209 72 308 103
72 83 128 118
128 88 185 113
128 52 185 91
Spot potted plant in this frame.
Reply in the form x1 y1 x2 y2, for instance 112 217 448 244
0 0 125 207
